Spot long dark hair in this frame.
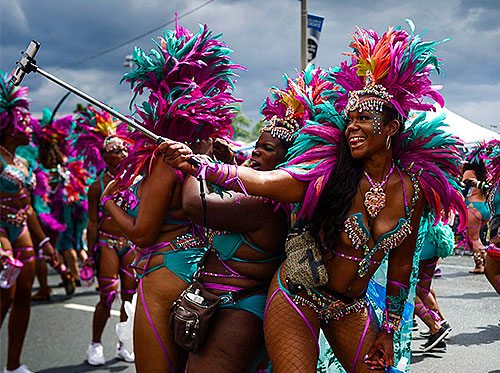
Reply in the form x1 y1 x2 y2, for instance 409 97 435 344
462 162 487 182
312 106 403 250
312 137 362 250
39 141 64 169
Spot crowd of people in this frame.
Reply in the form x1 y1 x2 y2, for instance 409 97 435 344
0 17 499 373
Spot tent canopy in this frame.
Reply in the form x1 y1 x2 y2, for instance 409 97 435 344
423 104 500 146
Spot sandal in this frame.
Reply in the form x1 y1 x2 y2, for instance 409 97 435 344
469 251 485 274
62 272 76 296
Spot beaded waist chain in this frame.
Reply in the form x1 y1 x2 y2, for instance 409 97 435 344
291 287 368 322
0 204 29 227
98 231 130 250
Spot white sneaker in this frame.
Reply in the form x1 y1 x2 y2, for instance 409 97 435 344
87 342 105 366
116 342 135 363
3 365 33 373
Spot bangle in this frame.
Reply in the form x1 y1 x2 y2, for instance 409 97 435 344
38 237 50 249
381 310 402 333
101 195 115 207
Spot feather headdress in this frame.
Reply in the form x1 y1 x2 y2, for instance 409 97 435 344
118 17 246 186
0 69 32 135
74 106 130 173
334 19 448 117
260 64 341 146
31 108 74 157
64 159 90 203
394 112 467 230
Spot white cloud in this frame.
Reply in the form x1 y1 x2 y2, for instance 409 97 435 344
0 0 29 33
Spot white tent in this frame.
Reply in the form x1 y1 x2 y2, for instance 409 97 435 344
423 104 500 146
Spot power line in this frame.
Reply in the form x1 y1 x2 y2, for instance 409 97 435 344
60 0 215 69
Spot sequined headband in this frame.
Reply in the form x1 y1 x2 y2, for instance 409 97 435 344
260 115 299 144
103 136 127 152
344 71 393 113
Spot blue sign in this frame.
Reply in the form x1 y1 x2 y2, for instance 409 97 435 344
307 14 324 32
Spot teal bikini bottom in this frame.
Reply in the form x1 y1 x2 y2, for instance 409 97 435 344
468 201 491 222
134 242 207 284
219 293 267 321
0 220 27 243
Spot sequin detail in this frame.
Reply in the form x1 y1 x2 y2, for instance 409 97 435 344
343 167 419 277
291 287 368 322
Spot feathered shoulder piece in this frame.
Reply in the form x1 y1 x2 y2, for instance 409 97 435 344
280 123 344 220
32 108 74 157
0 69 31 134
276 68 346 220
394 112 467 230
74 106 130 173
272 66 346 220
118 17 246 187
333 19 448 117
486 139 500 184
260 64 341 147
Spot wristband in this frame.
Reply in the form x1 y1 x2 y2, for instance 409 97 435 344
38 237 50 249
101 195 115 207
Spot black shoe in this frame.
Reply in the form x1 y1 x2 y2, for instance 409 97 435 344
419 328 431 337
75 279 82 287
434 340 447 349
440 320 452 339
431 340 447 352
420 326 451 352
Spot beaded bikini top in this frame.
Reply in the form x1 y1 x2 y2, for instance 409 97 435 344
0 153 33 194
344 167 420 277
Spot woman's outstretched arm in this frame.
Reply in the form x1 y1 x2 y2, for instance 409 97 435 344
182 175 285 232
159 140 307 203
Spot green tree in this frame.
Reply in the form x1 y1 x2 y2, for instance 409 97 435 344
232 110 262 143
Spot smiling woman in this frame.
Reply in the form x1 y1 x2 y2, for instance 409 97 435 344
177 64 338 372
159 20 467 372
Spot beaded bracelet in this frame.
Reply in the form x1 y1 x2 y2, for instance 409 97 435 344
101 195 115 208
381 310 402 333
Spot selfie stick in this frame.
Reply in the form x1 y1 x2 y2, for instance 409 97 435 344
11 40 162 143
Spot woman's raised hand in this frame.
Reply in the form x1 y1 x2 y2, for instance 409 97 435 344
101 179 118 201
157 139 199 175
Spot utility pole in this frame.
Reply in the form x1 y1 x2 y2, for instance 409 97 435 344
300 0 308 70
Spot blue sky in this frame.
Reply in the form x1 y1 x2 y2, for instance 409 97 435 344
1 0 499 131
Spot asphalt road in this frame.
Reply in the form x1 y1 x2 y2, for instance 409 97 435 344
410 255 500 373
1 255 499 372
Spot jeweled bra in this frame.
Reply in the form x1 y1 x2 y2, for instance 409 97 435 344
344 167 420 277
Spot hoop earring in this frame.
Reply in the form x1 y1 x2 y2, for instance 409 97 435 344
386 136 392 150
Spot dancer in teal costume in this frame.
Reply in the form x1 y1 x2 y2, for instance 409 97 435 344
100 18 245 372
0 70 58 373
179 66 335 372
